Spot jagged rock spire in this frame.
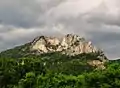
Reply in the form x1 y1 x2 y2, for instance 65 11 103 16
30 34 102 56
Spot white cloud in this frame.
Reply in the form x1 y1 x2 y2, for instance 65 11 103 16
47 0 103 18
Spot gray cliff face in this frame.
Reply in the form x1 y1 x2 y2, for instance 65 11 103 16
30 34 101 56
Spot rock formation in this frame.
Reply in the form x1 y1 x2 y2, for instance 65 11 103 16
30 34 102 56
88 60 106 69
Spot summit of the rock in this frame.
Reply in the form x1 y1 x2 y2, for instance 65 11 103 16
30 34 102 56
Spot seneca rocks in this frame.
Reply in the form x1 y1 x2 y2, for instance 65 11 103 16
27 34 107 69
31 34 101 56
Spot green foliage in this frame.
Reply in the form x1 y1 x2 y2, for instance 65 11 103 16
0 47 120 88
18 72 36 88
0 43 30 58
0 57 45 88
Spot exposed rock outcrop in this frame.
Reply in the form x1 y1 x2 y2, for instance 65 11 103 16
30 34 103 56
88 60 106 69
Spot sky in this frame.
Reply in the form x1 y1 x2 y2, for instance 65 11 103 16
0 0 120 59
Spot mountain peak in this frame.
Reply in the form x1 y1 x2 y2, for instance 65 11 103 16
30 34 101 56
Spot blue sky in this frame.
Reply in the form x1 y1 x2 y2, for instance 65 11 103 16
0 0 120 59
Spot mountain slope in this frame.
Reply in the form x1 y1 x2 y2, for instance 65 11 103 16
2 34 120 88
0 34 105 58
0 34 108 73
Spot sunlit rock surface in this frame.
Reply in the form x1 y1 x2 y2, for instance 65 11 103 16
31 34 101 56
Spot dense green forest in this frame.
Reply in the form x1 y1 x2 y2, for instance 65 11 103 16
0 46 120 88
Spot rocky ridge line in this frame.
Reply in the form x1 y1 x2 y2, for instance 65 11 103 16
30 34 102 56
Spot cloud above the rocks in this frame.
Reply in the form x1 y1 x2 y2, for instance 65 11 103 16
0 0 120 59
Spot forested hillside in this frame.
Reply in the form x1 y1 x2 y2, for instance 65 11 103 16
0 34 120 88
0 50 120 88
